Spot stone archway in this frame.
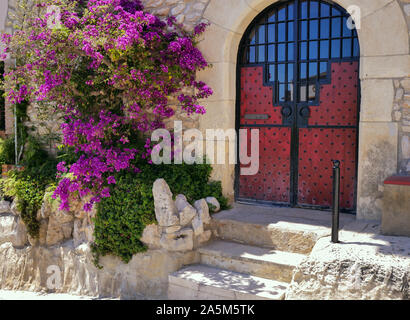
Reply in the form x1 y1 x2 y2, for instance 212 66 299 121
197 0 410 220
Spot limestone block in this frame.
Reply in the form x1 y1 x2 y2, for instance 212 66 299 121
175 194 187 211
357 122 398 220
205 197 220 213
360 55 410 79
197 229 212 245
381 183 410 237
73 218 85 247
0 200 11 214
359 1 409 57
12 217 27 247
196 63 236 102
191 215 204 236
10 199 19 216
198 100 236 135
197 23 240 63
152 179 179 227
160 228 194 252
360 79 394 122
0 214 27 247
194 199 211 225
286 226 410 300
203 0 257 34
46 216 65 247
140 224 161 249
38 219 48 246
176 195 197 227
164 225 182 234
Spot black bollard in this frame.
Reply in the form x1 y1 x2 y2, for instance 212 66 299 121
331 160 341 243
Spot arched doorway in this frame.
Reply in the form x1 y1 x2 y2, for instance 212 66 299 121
236 0 360 212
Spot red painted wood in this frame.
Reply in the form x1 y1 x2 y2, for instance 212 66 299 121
298 128 357 210
384 176 410 186
240 66 282 126
239 127 291 203
239 62 359 210
309 62 359 127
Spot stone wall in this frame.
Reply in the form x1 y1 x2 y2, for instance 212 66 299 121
0 178 219 298
286 221 410 300
398 0 410 174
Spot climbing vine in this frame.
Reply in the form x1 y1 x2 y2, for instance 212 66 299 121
1 0 212 212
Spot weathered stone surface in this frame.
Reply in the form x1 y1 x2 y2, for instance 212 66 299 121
194 199 211 225
205 197 220 213
175 194 188 211
0 214 27 247
160 228 194 252
0 215 15 244
0 241 198 299
140 224 161 249
10 199 19 216
381 183 410 237
286 222 410 300
152 179 179 227
46 217 66 247
164 225 181 234
0 200 11 214
12 217 27 247
175 194 197 227
357 122 398 220
191 215 204 236
197 229 212 245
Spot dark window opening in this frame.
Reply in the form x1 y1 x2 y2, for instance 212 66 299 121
240 0 359 104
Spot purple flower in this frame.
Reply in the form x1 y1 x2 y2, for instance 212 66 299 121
57 161 67 173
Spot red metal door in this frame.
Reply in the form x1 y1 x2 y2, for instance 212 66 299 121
237 0 359 211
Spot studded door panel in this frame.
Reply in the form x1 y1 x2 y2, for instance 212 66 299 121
239 127 291 203
298 128 357 210
309 62 359 127
240 66 283 126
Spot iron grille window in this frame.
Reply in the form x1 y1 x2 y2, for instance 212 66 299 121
240 0 359 104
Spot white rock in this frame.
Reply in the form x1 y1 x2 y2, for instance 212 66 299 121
160 228 194 252
198 230 212 245
10 199 19 216
191 215 204 236
140 224 161 249
176 194 197 227
0 200 11 214
175 194 188 211
205 197 220 213
164 225 181 234
0 215 27 247
12 217 27 247
152 179 179 227
194 199 211 225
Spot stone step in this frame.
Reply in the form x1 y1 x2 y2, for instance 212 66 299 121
211 204 355 254
198 240 306 283
168 264 288 300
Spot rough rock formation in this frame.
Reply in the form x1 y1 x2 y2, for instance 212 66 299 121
0 241 198 299
0 202 27 248
146 178 215 252
0 178 218 298
286 222 410 300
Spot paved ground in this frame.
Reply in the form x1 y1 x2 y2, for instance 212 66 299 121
0 290 100 300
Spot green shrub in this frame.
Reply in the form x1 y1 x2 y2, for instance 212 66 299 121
0 136 58 238
91 160 229 267
0 171 49 237
0 136 16 166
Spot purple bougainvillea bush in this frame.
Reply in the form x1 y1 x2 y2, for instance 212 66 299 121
1 0 212 212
